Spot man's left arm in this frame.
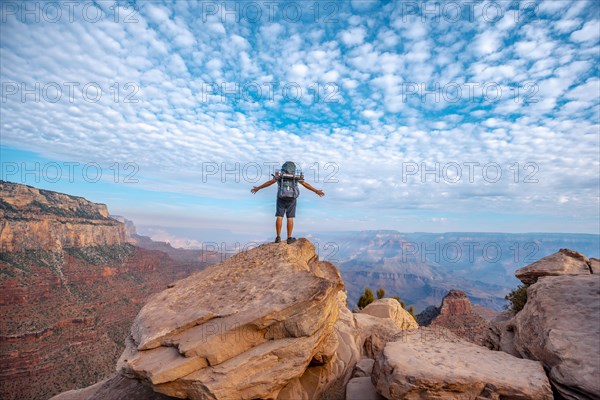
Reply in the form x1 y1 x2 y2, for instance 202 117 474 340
300 181 325 197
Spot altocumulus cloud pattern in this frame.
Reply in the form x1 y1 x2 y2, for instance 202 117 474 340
0 0 599 233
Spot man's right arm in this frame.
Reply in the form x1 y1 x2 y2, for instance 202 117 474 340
251 178 276 194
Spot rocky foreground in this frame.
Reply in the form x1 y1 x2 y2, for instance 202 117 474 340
50 239 587 400
487 248 600 400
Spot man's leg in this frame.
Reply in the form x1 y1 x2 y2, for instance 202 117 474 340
286 217 294 238
276 216 283 237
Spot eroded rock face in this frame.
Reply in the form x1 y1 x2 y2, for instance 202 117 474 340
372 328 553 400
0 181 125 252
437 289 471 314
277 291 361 400
359 298 418 330
515 248 591 284
118 239 347 399
512 275 600 399
428 290 490 345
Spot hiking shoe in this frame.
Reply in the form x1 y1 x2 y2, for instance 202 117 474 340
287 237 297 244
274 236 281 243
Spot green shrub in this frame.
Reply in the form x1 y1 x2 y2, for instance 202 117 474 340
357 287 375 309
505 284 528 314
376 287 385 299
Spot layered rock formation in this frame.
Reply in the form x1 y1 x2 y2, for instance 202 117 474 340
117 239 356 399
416 289 491 344
0 183 212 400
488 248 599 399
0 181 126 252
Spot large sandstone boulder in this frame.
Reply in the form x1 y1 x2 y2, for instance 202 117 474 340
359 298 418 330
512 275 600 399
372 328 553 399
515 248 591 284
118 239 348 399
354 313 408 358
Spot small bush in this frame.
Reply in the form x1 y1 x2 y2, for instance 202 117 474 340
505 284 528 314
357 287 375 309
376 287 385 299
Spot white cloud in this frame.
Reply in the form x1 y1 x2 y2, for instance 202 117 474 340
341 27 367 46
475 30 503 55
554 18 582 34
565 78 600 102
570 19 600 43
361 109 383 119
289 63 309 78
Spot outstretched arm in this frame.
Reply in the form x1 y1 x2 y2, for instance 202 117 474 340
300 181 325 197
251 178 276 194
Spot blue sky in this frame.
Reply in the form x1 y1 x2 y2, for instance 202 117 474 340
1 0 599 245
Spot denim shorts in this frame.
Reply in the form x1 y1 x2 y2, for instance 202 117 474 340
276 197 297 218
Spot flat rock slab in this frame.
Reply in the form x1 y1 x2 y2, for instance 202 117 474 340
514 274 600 399
372 328 553 399
516 248 590 284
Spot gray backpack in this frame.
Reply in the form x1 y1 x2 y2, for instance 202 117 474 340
276 161 303 199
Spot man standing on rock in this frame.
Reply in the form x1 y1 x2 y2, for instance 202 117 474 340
251 161 324 244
